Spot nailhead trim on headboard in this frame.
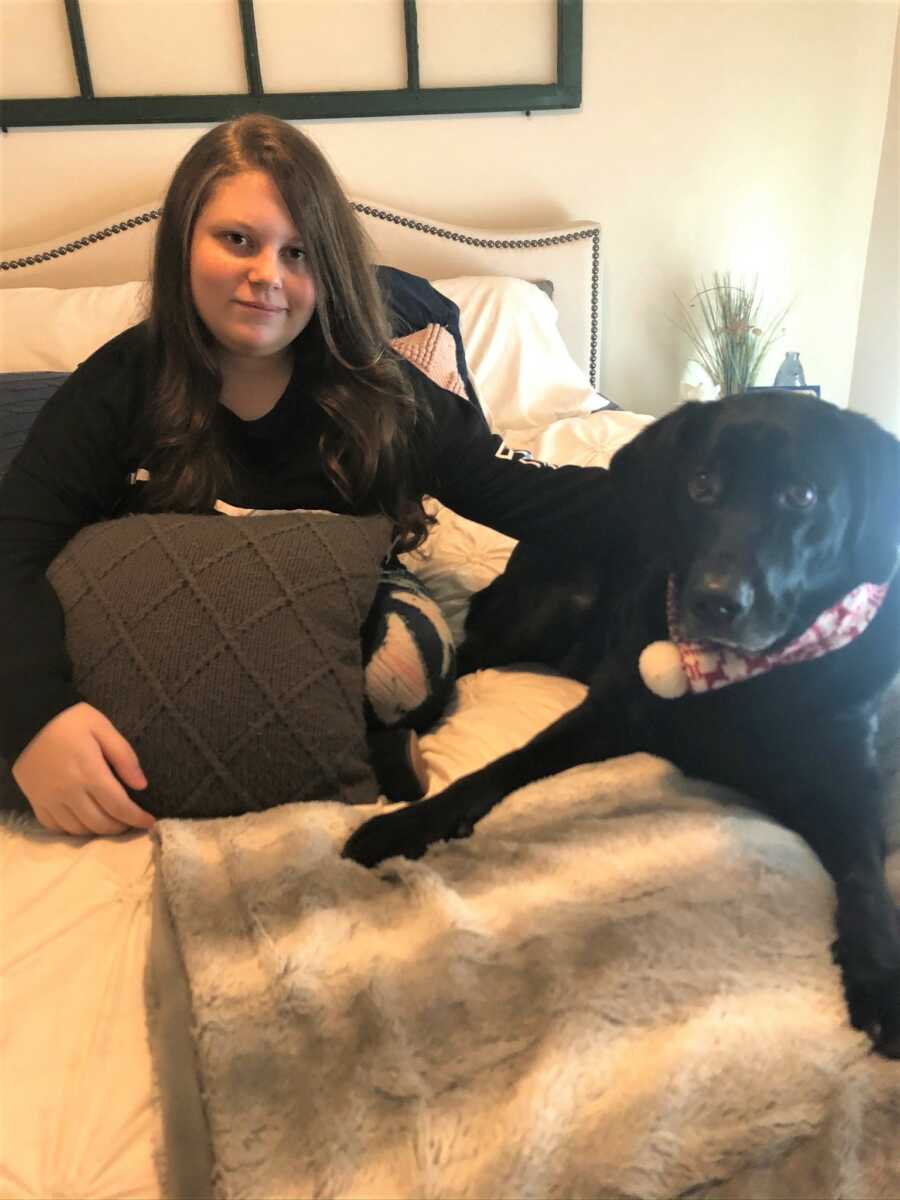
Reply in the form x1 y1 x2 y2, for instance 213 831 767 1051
0 202 600 387
0 210 163 272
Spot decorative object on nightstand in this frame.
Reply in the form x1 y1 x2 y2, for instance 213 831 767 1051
674 272 791 397
764 350 820 396
679 359 720 402
773 351 806 387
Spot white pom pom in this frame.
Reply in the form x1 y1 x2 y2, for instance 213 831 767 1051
639 641 689 699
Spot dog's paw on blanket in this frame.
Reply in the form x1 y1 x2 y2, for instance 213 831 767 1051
832 935 900 1058
342 785 479 865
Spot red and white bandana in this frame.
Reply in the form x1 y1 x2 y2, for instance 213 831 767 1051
639 577 889 699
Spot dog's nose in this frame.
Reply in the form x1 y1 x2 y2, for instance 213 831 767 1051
689 572 754 628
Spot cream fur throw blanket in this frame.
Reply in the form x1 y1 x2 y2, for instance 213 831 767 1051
148 678 900 1200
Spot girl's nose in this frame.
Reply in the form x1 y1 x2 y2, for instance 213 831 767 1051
247 248 282 287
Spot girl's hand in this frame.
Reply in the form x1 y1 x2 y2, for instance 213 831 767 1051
12 702 155 836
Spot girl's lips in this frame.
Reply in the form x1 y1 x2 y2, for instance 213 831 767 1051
235 300 287 314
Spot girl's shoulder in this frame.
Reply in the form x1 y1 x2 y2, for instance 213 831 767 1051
48 323 154 432
23 323 152 456
71 321 151 380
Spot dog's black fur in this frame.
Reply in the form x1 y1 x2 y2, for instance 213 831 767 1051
344 390 900 1056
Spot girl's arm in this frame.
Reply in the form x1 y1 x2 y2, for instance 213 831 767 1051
0 327 155 832
415 373 612 551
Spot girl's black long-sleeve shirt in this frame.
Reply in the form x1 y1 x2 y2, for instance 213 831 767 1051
0 324 609 764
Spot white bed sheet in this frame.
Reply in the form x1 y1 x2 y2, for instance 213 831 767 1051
0 665 587 1200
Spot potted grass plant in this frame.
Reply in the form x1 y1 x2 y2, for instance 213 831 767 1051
674 273 790 398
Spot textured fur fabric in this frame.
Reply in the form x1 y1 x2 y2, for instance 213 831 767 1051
148 719 900 1200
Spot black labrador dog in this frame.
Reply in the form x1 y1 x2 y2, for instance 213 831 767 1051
344 390 900 1056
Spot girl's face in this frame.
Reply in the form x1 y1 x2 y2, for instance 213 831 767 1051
190 170 317 363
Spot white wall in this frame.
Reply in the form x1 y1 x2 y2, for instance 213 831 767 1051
849 10 900 435
1 1 897 418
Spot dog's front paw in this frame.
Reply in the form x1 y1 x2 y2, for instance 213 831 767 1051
342 786 482 868
832 941 900 1058
342 805 435 867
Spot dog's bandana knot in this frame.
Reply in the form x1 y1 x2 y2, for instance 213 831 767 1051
639 578 889 699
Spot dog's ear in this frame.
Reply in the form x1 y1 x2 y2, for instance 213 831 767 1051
609 401 712 551
840 409 900 584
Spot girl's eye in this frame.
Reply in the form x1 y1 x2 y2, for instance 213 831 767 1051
687 470 720 505
219 234 305 261
781 482 818 509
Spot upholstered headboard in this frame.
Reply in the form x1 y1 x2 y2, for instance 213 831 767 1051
0 199 602 387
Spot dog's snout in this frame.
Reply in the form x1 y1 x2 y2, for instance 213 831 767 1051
688 571 755 629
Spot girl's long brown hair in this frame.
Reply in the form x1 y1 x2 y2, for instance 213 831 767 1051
141 114 429 550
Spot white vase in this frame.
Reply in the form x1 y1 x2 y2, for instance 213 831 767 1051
680 360 720 402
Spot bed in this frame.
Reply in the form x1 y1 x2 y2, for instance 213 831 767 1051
1 197 899 1200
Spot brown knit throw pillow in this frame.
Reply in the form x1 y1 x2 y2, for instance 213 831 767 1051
43 511 393 819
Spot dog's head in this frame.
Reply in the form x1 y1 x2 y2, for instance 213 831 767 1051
610 390 900 652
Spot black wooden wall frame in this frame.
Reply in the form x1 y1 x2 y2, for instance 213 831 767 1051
0 0 582 129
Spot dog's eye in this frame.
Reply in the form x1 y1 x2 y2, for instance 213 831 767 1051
781 483 818 509
687 471 720 505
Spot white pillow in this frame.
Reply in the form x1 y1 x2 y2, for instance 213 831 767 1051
432 275 610 435
0 282 147 373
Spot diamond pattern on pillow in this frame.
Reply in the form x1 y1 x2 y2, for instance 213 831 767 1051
45 510 393 819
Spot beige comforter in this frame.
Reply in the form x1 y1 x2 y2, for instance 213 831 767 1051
148 679 900 1200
